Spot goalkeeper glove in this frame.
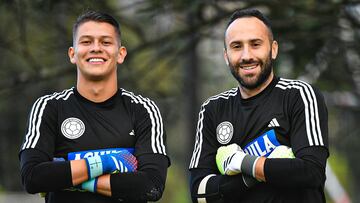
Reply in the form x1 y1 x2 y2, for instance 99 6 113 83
81 150 139 193
85 150 137 179
268 145 295 158
216 143 259 177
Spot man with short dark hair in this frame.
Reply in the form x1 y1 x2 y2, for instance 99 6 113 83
189 8 329 203
19 10 170 203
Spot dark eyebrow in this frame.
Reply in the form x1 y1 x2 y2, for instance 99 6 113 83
78 35 114 40
229 38 263 45
78 35 91 39
101 36 115 40
229 41 241 45
250 39 264 43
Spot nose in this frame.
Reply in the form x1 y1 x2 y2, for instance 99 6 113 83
90 41 102 53
240 46 253 62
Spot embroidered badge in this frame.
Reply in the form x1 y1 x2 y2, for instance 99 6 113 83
61 117 85 139
216 121 233 144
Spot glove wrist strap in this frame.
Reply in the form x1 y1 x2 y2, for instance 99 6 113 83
82 178 98 193
241 155 259 178
85 156 104 179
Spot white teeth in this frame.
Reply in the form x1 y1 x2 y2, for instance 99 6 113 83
243 65 257 70
89 58 104 62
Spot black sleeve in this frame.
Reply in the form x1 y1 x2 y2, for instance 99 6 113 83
189 101 220 170
190 168 251 203
19 149 73 194
289 85 328 153
264 146 328 188
130 95 168 157
110 153 169 201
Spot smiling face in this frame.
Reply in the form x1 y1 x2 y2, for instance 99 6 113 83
224 17 278 91
68 21 127 82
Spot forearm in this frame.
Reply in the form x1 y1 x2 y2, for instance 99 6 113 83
96 174 111 197
109 154 168 201
254 157 266 181
20 151 73 193
70 159 89 185
110 169 164 201
82 154 168 200
253 156 325 186
190 169 252 203
81 169 165 199
20 149 95 193
216 145 328 191
253 147 328 188
262 157 326 188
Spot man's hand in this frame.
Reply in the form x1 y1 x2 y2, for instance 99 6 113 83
216 143 246 175
85 150 138 179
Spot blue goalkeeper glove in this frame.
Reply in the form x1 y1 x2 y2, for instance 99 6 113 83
85 150 137 179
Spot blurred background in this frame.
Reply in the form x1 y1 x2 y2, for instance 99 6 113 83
0 0 359 202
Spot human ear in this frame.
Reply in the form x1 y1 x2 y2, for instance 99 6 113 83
223 48 229 66
117 46 127 64
68 47 76 64
271 41 278 60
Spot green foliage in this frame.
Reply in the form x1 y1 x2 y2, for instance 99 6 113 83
157 164 191 203
328 150 352 193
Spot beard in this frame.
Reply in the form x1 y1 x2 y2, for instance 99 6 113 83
228 52 273 90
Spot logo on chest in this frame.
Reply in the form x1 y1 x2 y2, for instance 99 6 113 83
216 121 234 144
61 117 85 139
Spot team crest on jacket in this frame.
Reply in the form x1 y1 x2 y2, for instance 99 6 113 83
216 121 233 144
61 117 85 139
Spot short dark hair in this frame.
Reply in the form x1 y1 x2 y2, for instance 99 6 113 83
224 9 274 48
72 10 121 46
